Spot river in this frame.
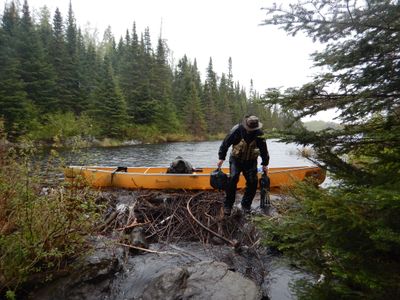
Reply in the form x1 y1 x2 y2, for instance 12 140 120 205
60 139 313 169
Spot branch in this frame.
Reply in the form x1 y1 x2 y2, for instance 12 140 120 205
116 242 180 256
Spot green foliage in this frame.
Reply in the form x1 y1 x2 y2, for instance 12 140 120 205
125 124 162 143
27 112 99 143
202 58 219 134
0 0 296 143
260 0 400 298
255 182 400 299
5 290 16 300
88 56 128 138
0 133 102 293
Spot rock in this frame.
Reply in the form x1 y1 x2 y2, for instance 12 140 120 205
121 259 262 300
140 261 261 300
28 240 262 300
129 227 148 249
142 266 189 299
28 239 121 300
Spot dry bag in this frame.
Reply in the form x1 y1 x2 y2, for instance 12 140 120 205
210 168 228 190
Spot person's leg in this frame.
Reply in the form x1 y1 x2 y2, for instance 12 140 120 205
224 158 242 214
241 160 258 211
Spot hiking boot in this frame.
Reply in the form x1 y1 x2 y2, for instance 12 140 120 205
224 207 232 216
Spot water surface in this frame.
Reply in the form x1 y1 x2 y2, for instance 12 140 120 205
62 139 313 169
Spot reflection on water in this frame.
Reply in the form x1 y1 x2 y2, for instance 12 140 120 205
60 139 313 168
265 257 313 300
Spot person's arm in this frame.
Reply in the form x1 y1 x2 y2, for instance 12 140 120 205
257 136 270 166
218 125 239 162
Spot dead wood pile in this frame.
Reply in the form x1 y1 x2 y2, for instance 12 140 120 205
99 190 263 249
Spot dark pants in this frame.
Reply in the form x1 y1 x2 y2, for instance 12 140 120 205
224 157 258 209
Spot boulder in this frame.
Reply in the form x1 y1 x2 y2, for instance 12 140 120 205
142 261 261 300
28 241 121 300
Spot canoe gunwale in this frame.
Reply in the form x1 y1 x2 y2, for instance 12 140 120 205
65 165 326 190
67 165 321 176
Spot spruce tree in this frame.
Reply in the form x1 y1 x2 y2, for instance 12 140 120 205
184 81 206 136
125 22 142 122
233 83 248 123
88 56 127 138
133 31 158 124
37 6 52 53
99 26 117 63
117 26 138 122
0 1 33 137
226 58 246 124
217 73 233 132
172 55 191 117
202 58 219 134
18 0 57 115
77 30 98 112
152 37 180 132
173 55 206 132
259 1 400 298
50 8 72 112
65 2 82 114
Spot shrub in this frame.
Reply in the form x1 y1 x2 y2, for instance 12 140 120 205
27 112 100 144
255 182 400 299
0 127 102 295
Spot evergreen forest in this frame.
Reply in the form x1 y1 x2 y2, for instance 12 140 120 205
0 1 295 144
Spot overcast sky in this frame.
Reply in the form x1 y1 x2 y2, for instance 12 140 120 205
2 0 335 121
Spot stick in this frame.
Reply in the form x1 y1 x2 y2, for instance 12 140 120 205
116 242 179 256
116 221 150 231
186 192 238 248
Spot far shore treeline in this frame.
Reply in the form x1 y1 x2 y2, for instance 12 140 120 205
0 1 298 144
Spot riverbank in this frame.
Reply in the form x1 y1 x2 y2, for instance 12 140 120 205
24 189 305 300
0 141 316 299
27 132 227 149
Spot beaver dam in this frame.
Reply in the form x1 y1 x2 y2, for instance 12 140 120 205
29 189 306 300
100 190 262 247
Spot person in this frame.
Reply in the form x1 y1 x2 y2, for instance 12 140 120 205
217 115 269 216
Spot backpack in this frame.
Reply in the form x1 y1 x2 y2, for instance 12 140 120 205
210 168 228 190
166 156 194 174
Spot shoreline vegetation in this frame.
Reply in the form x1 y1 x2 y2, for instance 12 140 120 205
7 108 335 149
30 131 228 149
0 126 103 299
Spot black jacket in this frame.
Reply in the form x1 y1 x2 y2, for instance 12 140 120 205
218 124 270 166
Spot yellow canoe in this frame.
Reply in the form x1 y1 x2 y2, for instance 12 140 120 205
64 166 325 192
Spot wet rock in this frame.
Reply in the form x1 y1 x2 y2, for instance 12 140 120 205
120 226 149 255
129 227 148 249
29 239 121 300
183 261 261 300
114 255 261 300
28 238 266 300
142 266 189 299
140 261 262 299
